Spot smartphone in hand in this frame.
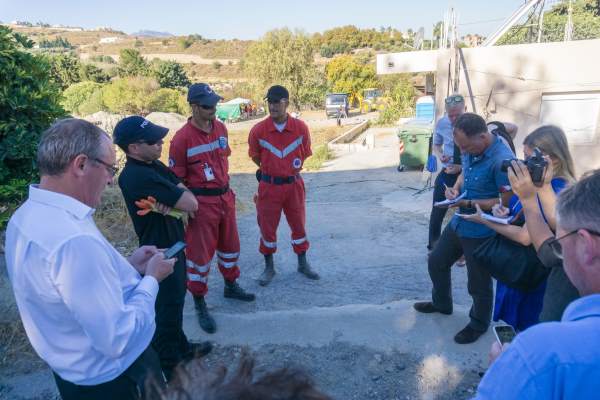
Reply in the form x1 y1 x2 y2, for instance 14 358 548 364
163 241 186 259
493 324 516 345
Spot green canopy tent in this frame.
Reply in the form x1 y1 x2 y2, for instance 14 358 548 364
216 97 251 122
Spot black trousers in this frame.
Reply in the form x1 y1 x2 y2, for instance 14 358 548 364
53 347 164 400
428 170 460 250
152 253 191 379
428 224 493 332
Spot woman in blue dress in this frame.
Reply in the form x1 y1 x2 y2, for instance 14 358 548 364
459 125 576 331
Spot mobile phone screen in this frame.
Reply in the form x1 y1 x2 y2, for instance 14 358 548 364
163 241 186 259
494 325 516 345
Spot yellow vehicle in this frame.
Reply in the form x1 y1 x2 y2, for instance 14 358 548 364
358 88 386 113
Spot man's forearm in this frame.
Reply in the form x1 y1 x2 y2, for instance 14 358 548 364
252 156 261 167
433 144 444 159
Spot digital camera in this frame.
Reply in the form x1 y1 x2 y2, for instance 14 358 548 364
501 147 548 186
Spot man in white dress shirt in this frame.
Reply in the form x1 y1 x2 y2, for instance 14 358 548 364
4 118 175 399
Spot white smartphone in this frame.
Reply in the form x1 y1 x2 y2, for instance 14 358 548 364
493 324 517 345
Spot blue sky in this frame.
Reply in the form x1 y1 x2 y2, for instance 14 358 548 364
1 0 526 39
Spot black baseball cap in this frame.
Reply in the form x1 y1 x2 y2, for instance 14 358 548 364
187 83 222 107
265 85 289 102
113 116 168 149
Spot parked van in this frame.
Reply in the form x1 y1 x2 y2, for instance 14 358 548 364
325 93 349 118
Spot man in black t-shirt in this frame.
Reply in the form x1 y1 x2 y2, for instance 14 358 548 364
114 116 212 380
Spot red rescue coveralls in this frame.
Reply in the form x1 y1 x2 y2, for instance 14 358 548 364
248 115 312 255
169 118 240 297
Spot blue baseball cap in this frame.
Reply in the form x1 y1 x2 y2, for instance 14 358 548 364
187 83 222 107
113 116 169 149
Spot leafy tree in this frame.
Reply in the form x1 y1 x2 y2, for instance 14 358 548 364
178 36 194 50
47 53 82 90
377 75 416 124
498 0 600 44
102 77 159 114
148 88 184 113
0 26 66 226
117 48 149 77
79 63 110 83
152 60 190 89
325 55 377 97
61 81 104 115
38 36 72 49
243 28 318 109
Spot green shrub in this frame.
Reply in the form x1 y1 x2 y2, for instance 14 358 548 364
78 88 107 115
148 88 181 113
152 60 190 89
61 81 104 115
102 76 159 114
0 27 66 228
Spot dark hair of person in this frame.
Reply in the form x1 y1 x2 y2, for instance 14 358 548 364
453 113 487 137
146 350 332 400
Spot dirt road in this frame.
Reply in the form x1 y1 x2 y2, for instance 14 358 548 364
0 128 491 400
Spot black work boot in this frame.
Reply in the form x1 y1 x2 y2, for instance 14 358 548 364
297 252 320 280
224 279 256 302
258 254 275 286
193 296 216 334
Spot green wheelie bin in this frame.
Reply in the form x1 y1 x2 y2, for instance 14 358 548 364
396 118 433 171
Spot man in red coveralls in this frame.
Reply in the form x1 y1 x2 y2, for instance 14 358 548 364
249 85 320 286
169 83 255 334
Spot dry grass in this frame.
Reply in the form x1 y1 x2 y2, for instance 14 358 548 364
0 276 45 373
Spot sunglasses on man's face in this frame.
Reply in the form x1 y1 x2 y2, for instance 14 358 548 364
197 104 216 110
445 95 464 106
547 229 600 259
136 139 161 146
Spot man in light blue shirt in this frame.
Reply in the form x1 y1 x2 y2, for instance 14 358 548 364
428 94 464 250
475 169 600 399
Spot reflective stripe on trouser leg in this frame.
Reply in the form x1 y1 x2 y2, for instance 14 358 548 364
256 181 284 255
216 191 241 282
184 201 221 297
283 179 309 254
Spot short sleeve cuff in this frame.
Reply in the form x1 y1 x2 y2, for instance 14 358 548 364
136 275 159 298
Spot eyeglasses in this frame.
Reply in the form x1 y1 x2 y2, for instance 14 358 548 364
197 104 216 110
445 95 464 106
136 139 161 146
547 229 600 259
92 158 118 177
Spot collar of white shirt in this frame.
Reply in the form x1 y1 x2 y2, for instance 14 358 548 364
29 184 94 220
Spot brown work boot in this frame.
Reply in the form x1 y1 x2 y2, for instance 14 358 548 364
297 252 320 280
258 254 276 286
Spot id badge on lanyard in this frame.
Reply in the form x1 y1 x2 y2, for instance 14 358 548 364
204 163 215 181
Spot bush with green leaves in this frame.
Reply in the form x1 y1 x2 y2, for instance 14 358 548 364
117 48 149 77
0 26 66 227
47 53 82 90
61 81 104 115
38 36 72 49
79 63 110 83
376 75 416 125
152 60 190 89
148 88 184 113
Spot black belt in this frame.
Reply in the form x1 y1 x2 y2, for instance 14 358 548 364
259 172 300 185
190 184 229 196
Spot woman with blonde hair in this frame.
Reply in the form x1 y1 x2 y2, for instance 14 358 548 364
459 125 579 330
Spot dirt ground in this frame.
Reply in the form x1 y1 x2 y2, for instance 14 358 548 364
0 125 492 400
